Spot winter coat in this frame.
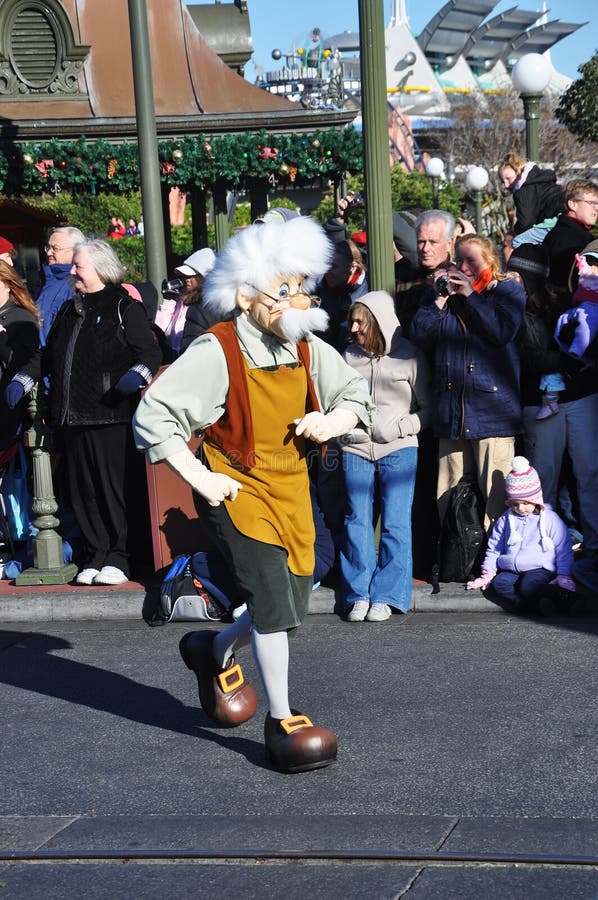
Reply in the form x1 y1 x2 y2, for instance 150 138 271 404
180 301 221 354
44 283 162 427
543 215 593 292
512 165 563 234
343 290 432 461
483 506 573 576
0 301 40 449
36 263 76 345
409 277 525 440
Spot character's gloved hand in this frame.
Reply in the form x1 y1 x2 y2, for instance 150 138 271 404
115 370 145 394
466 570 495 590
550 574 576 592
5 379 24 409
294 409 359 444
165 448 242 507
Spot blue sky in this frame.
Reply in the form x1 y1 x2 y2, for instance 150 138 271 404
201 0 594 83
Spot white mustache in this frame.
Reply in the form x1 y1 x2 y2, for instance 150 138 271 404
277 306 329 342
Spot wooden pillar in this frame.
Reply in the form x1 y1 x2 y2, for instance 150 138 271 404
249 179 268 222
190 186 208 249
212 181 230 252
160 183 172 263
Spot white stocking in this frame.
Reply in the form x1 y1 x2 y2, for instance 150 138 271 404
251 627 292 720
212 610 252 668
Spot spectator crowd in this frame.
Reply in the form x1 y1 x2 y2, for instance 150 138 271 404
1 171 597 617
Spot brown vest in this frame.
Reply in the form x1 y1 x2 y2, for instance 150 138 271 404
204 320 320 469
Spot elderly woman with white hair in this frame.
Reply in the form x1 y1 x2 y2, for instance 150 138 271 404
43 238 162 585
133 216 373 773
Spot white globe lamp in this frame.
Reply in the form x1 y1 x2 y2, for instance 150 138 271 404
511 53 551 160
425 157 444 207
465 165 489 234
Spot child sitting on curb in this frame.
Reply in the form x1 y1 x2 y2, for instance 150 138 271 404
466 456 575 613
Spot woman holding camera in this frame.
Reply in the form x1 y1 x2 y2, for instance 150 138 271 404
410 234 525 531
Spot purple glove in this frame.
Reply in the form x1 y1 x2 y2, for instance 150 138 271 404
550 575 576 593
114 370 145 395
4 380 25 409
466 570 495 590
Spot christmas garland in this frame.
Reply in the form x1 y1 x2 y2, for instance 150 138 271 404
0 128 363 196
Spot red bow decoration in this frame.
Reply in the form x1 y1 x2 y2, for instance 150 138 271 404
258 146 279 160
34 159 54 177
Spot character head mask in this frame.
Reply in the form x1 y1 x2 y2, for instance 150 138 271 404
202 216 333 335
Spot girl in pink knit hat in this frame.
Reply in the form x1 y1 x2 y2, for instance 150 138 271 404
466 456 575 613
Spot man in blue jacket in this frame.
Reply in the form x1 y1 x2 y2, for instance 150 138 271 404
37 226 85 344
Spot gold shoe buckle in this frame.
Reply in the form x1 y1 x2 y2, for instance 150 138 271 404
217 663 244 694
279 714 313 735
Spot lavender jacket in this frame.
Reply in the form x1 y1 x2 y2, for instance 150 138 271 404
483 506 573 575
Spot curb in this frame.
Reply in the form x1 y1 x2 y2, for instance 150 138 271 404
0 581 497 623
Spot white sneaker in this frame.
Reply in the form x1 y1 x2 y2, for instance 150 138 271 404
93 566 128 585
366 603 392 622
76 567 100 585
347 600 370 622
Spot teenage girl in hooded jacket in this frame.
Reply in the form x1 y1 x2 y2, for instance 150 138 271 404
341 291 432 621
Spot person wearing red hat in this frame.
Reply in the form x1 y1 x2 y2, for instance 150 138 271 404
0 236 15 267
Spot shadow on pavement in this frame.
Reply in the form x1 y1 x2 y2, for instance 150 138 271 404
0 629 272 772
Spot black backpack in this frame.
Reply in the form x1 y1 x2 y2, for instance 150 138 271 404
438 477 486 583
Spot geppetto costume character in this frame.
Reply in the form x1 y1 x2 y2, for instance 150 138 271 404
133 217 373 772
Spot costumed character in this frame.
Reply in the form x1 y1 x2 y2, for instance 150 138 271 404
133 216 373 773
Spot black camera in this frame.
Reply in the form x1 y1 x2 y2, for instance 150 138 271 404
434 274 451 297
162 277 183 298
347 192 365 211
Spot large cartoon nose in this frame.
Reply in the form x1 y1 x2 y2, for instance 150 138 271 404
289 293 311 310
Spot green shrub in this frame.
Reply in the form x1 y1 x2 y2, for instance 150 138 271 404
311 168 464 229
114 236 146 282
29 190 143 236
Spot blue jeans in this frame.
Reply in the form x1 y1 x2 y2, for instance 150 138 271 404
522 392 598 549
340 447 417 612
492 568 552 606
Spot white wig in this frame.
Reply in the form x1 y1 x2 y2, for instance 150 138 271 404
202 216 333 317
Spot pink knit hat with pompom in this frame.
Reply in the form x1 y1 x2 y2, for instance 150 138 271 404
505 456 543 507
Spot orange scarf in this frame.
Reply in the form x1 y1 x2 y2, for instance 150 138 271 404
471 266 495 294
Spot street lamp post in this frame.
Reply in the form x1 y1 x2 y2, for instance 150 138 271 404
358 0 395 295
511 53 552 162
425 157 444 209
465 166 489 235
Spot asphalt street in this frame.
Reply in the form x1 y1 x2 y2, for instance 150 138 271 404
1 610 597 898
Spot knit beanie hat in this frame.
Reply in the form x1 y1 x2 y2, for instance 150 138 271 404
0 236 14 255
505 456 544 507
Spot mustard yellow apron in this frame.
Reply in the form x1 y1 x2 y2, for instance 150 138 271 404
203 359 315 576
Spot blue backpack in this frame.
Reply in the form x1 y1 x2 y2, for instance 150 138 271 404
155 554 230 624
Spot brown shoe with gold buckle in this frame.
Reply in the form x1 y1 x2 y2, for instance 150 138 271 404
264 710 337 773
179 630 258 727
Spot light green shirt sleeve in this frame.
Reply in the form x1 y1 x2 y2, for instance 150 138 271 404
133 325 374 464
132 333 229 463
